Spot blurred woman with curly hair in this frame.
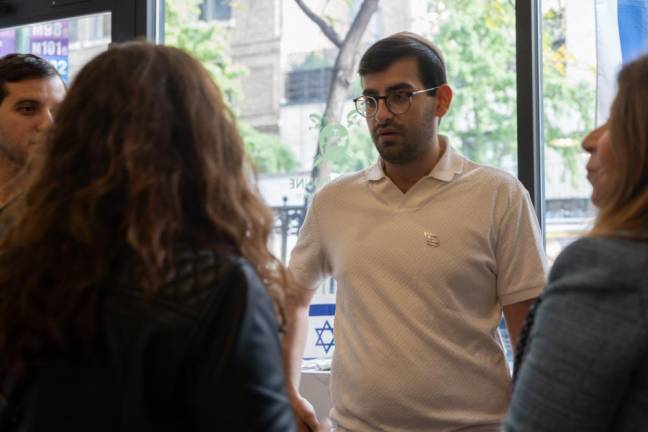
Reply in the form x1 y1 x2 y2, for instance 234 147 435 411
0 42 297 431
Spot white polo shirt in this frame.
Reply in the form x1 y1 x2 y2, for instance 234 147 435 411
289 140 548 431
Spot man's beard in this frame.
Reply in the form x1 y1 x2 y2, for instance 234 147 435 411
0 140 28 166
372 127 431 164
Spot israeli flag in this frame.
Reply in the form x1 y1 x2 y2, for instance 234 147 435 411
595 0 648 124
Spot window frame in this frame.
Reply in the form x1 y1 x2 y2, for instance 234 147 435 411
0 0 156 42
516 0 546 238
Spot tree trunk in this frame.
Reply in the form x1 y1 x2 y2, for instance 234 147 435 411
296 0 380 190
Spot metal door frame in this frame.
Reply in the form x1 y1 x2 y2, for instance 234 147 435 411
0 0 158 42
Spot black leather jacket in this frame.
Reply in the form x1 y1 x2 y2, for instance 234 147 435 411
5 250 297 431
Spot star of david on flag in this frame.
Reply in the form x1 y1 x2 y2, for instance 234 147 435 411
305 303 335 358
314 320 335 354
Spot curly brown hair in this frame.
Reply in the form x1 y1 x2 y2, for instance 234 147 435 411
0 42 292 375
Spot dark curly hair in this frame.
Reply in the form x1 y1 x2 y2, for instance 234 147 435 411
0 42 292 375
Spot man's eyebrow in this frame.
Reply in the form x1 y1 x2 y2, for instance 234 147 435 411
12 99 41 107
386 83 415 92
363 82 415 96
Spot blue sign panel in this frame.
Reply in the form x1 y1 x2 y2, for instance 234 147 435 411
618 0 648 63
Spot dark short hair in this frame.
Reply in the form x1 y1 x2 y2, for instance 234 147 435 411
358 32 447 90
0 53 60 104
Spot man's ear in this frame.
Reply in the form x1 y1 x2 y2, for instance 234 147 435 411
435 84 453 118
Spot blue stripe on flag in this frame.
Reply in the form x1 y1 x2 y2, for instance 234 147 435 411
618 0 648 63
309 303 336 316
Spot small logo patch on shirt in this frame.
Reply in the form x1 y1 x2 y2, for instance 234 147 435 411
424 232 440 247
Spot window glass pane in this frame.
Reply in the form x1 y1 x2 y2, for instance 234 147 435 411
0 13 112 84
201 0 232 21
426 0 518 175
541 1 596 265
162 0 517 364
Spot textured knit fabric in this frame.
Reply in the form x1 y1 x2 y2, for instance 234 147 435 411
289 141 547 431
504 237 648 432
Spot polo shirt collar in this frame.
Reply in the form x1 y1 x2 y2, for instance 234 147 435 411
366 137 464 183
366 159 386 181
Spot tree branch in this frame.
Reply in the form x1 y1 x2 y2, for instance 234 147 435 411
309 0 379 184
342 0 379 53
294 0 343 47
322 0 379 125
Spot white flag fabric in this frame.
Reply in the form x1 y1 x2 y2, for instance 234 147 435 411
595 0 648 124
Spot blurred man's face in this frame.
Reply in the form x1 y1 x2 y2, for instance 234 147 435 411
0 76 65 167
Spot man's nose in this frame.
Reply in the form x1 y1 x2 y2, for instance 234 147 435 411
374 98 394 124
35 109 55 131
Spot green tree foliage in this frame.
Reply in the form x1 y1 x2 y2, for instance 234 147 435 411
239 123 299 173
302 0 593 181
165 0 298 173
427 0 516 168
542 5 595 184
307 110 377 175
426 0 594 181
164 0 243 102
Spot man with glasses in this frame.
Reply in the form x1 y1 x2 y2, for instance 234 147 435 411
0 53 65 208
284 32 547 431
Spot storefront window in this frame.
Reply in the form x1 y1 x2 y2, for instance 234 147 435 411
162 0 519 363
541 0 596 265
0 12 111 83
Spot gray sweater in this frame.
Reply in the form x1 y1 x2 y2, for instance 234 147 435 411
504 236 648 431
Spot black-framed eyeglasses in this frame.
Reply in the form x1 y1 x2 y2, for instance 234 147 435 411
353 86 440 118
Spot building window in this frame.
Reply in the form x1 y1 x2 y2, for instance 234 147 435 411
201 0 232 21
285 67 333 104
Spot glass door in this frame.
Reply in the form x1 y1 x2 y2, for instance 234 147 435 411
541 0 596 265
0 0 154 78
1 13 111 84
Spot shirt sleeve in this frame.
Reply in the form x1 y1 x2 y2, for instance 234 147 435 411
504 241 647 431
495 181 548 305
287 192 331 291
